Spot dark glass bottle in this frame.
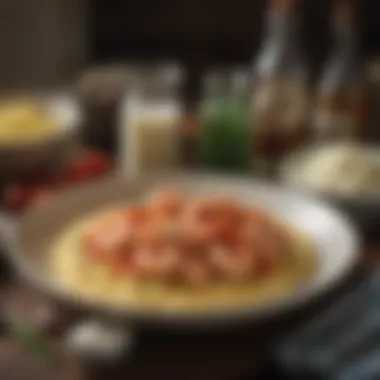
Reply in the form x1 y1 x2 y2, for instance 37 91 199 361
313 0 368 142
77 66 130 156
251 0 310 178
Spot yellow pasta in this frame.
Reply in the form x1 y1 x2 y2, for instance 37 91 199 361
0 100 57 143
50 210 318 313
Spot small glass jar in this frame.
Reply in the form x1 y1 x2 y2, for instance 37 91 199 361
197 68 252 172
76 65 131 155
118 63 184 177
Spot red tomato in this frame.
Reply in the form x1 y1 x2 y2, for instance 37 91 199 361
65 151 112 182
4 185 31 211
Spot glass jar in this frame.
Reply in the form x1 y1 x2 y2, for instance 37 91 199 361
76 65 131 155
118 63 184 177
197 68 252 172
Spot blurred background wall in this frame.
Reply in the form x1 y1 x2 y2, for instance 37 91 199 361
0 0 86 89
0 0 378 89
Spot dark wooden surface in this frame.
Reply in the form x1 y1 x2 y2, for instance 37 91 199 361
0 242 376 380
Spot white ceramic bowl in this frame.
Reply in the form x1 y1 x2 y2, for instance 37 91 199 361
281 146 380 232
3 174 360 329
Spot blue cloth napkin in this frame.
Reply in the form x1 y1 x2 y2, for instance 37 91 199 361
276 271 380 380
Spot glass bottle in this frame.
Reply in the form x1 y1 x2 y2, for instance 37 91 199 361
118 63 184 177
77 65 130 156
198 68 252 173
313 0 368 142
251 0 310 178
366 59 380 142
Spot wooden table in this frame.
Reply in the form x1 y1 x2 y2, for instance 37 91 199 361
0 243 377 380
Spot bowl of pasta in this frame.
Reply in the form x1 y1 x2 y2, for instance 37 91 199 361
4 174 359 329
0 91 81 181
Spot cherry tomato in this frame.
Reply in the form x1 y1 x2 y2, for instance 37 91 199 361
65 151 112 182
4 185 31 211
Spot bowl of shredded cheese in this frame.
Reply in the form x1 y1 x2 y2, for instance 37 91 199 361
281 143 380 229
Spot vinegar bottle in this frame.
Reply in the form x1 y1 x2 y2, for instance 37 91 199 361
313 0 368 142
251 0 310 178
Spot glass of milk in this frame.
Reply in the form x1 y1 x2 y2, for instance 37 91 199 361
118 64 184 177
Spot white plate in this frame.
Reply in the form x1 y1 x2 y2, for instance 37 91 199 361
4 174 360 329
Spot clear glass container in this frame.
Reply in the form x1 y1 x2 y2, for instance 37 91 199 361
118 63 184 177
197 68 252 172
77 65 131 155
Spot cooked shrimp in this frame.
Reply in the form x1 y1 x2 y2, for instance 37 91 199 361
181 258 214 286
148 188 185 218
82 213 130 260
81 189 288 286
123 205 148 228
209 245 253 280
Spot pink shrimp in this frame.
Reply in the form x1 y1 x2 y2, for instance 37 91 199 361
82 212 130 260
148 188 185 218
208 245 254 281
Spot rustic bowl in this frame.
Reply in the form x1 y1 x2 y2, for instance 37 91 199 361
0 91 81 182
